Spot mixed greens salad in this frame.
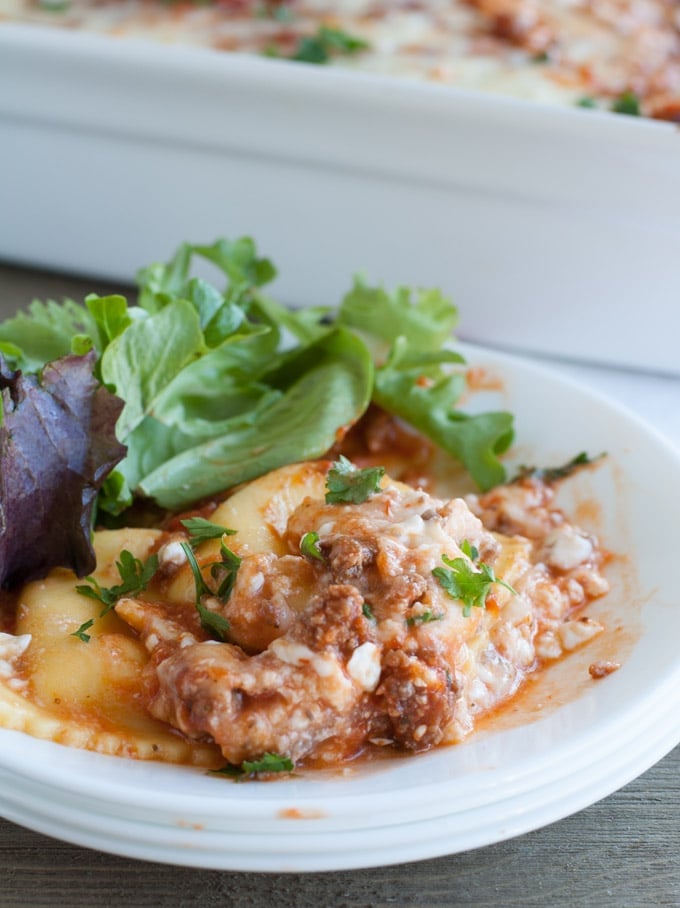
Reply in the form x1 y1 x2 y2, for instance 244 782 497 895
0 237 514 588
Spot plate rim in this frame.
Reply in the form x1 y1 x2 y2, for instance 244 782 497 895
0 343 678 868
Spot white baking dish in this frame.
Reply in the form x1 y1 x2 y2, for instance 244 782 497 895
1 23 679 373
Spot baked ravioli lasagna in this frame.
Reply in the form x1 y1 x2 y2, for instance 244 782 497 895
0 452 609 773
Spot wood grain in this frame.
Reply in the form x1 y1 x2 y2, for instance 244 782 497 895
0 262 678 907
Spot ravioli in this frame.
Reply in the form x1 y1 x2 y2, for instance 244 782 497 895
0 458 610 769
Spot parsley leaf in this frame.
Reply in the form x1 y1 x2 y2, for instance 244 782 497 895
362 602 376 621
212 752 295 779
268 26 370 65
406 610 444 627
211 542 242 601
612 91 641 116
300 531 326 562
180 541 213 602
73 549 159 641
433 553 515 618
70 619 94 643
325 456 385 504
196 604 231 642
242 753 295 774
513 451 605 483
460 539 479 562
180 540 239 641
181 516 237 547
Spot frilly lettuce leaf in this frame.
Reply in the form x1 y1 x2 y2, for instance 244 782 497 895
337 278 459 355
0 298 97 372
373 337 513 491
138 327 373 509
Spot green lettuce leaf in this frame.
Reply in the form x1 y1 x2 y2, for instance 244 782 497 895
337 279 459 354
138 327 373 508
373 337 513 490
0 298 98 371
100 300 205 439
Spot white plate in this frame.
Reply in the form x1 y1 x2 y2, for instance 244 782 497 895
0 344 679 871
2 25 680 373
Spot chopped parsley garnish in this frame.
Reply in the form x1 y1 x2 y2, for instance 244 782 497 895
325 456 385 505
406 610 444 627
300 531 326 562
460 539 479 562
180 540 240 640
266 25 370 65
513 451 605 484
362 602 376 621
38 0 71 10
70 619 95 644
181 541 213 601
73 550 159 641
577 96 598 109
196 604 231 642
212 752 294 779
433 553 515 618
180 516 236 547
612 91 641 116
211 543 242 601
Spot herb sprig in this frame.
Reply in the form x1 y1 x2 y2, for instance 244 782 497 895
300 531 326 562
513 451 605 484
325 456 385 505
73 550 159 642
181 516 237 547
212 752 294 779
180 540 241 641
406 610 444 627
433 541 515 618
265 25 369 65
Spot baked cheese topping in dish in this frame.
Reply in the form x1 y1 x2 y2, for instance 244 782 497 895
2 0 680 119
0 453 609 772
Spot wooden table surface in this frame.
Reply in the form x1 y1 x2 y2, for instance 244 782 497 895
0 263 678 908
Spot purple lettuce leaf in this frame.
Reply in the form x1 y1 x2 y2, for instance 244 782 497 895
0 351 126 589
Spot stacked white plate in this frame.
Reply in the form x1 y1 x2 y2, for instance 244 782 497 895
0 347 679 871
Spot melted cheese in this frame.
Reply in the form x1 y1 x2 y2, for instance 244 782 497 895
2 0 679 116
0 460 608 767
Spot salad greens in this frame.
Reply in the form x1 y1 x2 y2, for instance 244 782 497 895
0 235 515 588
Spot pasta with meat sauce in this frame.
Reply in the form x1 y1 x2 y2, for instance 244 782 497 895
0 452 609 773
